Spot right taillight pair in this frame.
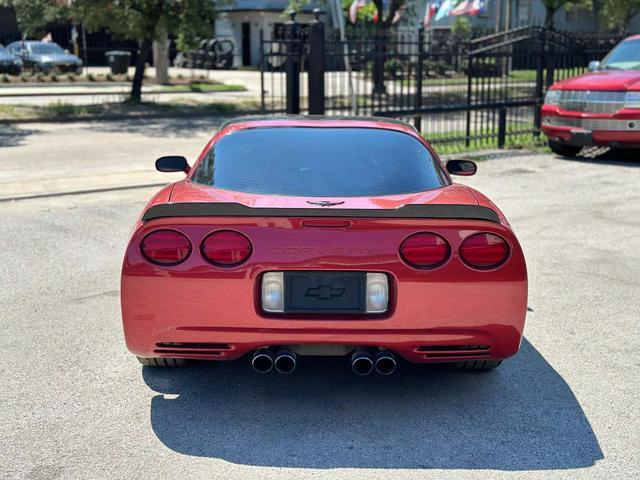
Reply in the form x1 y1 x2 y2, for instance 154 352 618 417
400 232 510 270
140 229 252 266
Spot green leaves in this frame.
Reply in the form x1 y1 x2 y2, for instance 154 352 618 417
70 0 219 49
4 0 69 37
601 0 640 31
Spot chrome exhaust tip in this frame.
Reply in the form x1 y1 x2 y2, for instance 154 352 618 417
351 349 374 376
375 351 397 375
274 349 297 374
251 349 274 373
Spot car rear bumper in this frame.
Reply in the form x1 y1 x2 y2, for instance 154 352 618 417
123 273 526 363
126 325 523 364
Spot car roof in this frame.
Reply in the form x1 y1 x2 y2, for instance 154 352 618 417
218 115 420 138
9 40 59 46
626 35 640 41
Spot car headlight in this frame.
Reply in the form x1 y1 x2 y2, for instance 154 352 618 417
544 90 562 106
624 92 640 109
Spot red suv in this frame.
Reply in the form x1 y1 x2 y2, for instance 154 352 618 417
541 35 640 156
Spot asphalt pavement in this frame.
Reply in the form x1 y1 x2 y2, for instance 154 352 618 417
1 119 639 479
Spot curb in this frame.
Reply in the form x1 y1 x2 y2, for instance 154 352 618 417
0 108 262 125
0 87 247 98
0 182 169 203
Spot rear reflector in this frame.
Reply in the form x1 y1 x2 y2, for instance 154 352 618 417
400 232 450 268
201 230 252 266
140 229 191 265
459 233 510 269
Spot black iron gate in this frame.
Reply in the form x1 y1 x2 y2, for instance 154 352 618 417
260 21 623 149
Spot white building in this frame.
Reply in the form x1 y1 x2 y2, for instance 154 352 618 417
215 0 324 67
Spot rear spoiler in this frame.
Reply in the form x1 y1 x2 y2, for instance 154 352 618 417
142 202 500 223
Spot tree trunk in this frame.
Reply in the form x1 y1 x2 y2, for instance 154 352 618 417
130 39 152 103
544 7 556 30
153 25 170 85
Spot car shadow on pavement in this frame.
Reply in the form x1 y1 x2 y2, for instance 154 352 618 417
144 338 603 471
0 125 35 148
559 148 640 167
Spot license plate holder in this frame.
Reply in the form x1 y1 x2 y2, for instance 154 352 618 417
569 130 593 146
284 272 366 314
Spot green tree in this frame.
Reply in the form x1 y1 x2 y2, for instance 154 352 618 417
540 0 591 29
451 16 472 40
601 0 640 32
0 0 68 38
70 0 219 102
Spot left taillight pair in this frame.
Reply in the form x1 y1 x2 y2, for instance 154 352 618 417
140 229 252 267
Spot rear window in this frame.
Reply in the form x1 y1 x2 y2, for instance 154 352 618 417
192 127 447 197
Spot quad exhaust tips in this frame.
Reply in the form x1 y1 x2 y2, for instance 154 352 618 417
253 347 395 375
352 349 397 376
251 348 297 374
274 349 297 374
251 349 274 373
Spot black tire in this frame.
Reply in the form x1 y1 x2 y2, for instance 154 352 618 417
453 359 502 371
548 140 582 157
137 356 187 367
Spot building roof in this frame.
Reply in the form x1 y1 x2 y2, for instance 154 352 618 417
221 0 323 13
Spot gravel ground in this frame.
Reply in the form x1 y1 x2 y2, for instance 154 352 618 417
0 120 638 479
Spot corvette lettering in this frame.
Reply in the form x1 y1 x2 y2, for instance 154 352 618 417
268 247 384 256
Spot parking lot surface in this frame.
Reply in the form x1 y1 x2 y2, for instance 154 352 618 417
1 120 639 479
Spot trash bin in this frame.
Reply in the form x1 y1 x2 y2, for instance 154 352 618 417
105 50 131 75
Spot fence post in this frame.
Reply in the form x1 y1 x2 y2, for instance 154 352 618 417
308 9 325 115
533 27 545 136
544 27 555 89
414 27 424 132
498 107 507 149
465 40 473 148
284 11 301 114
372 30 387 95
259 29 266 114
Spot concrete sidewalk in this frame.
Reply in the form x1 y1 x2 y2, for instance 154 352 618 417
0 118 221 200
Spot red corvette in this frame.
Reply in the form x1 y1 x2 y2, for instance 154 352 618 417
121 116 527 375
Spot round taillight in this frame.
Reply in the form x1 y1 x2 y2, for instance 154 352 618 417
459 233 510 269
400 232 450 268
140 229 191 265
201 230 252 266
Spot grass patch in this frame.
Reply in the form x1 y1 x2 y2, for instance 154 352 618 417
0 99 259 122
41 102 105 118
158 82 246 93
424 127 547 154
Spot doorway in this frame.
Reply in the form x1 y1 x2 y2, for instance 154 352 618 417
242 22 251 66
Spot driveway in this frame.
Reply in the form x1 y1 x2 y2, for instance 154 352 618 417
1 119 638 479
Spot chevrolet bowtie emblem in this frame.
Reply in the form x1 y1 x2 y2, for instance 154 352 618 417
305 284 345 300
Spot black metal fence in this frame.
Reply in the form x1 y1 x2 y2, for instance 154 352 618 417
260 20 625 149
